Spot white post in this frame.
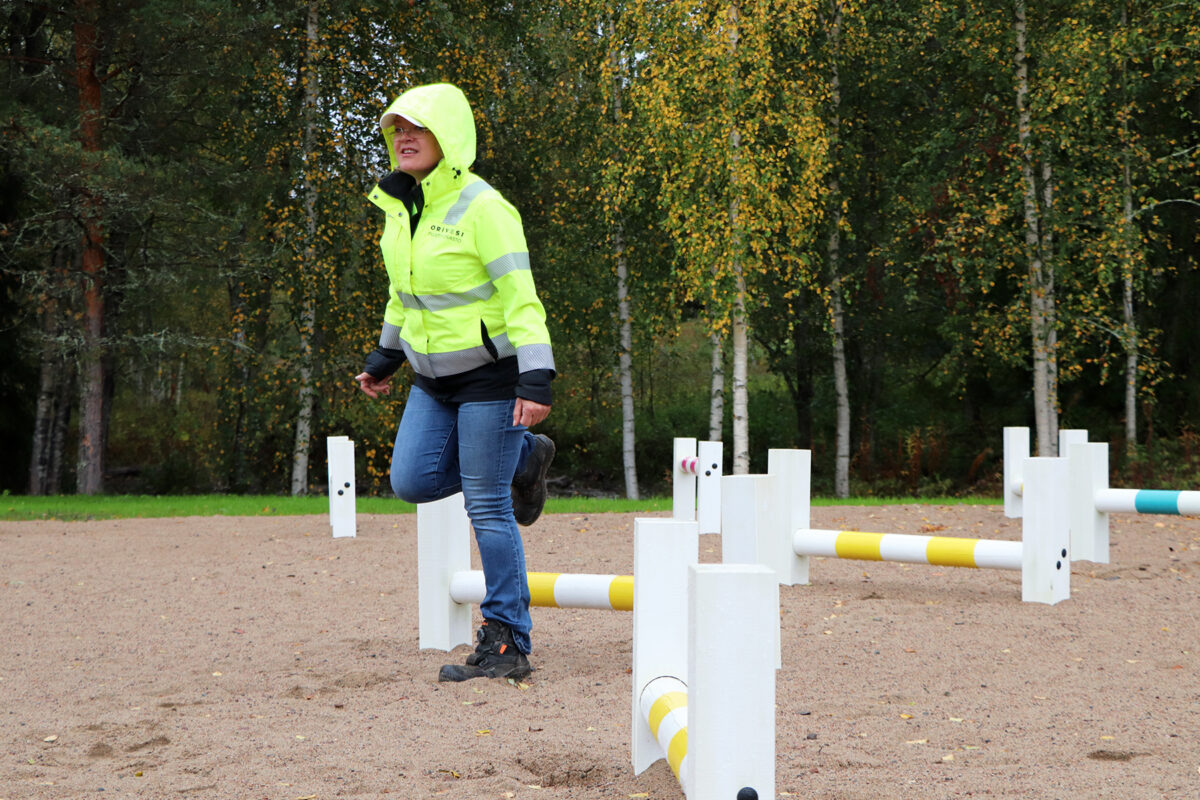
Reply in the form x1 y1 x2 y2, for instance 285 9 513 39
688 564 777 800
1068 441 1110 564
1002 427 1029 518
417 493 473 650
720 474 774 566
1021 456 1070 605
768 449 811 586
719 473 781 669
696 440 724 534
632 518 699 776
327 436 357 539
1058 428 1088 453
673 437 698 522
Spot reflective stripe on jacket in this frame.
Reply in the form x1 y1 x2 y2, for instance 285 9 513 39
368 83 554 381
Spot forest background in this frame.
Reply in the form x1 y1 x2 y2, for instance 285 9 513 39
1 0 1197 501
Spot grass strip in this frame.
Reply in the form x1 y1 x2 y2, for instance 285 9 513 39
0 492 996 522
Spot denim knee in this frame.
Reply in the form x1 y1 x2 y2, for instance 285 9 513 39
390 464 431 504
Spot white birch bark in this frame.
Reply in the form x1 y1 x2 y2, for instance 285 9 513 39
1122 151 1138 451
827 0 851 498
616 227 638 499
709 332 725 442
1015 0 1058 457
290 0 319 496
1119 4 1138 453
728 1 750 475
608 31 639 500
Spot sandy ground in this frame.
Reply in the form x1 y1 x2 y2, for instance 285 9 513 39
1 505 1198 800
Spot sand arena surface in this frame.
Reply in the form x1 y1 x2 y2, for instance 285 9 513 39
1 506 1197 799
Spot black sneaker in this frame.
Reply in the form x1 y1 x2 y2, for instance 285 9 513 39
511 434 555 526
439 619 532 682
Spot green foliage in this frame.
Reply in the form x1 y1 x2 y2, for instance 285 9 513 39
1 0 1197 497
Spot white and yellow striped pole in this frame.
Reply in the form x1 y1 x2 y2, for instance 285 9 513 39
639 676 690 790
752 448 1070 604
792 529 1023 570
449 570 633 611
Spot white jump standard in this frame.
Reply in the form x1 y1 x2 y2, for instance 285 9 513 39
326 435 357 539
1004 426 1200 564
417 493 632 651
673 437 724 534
730 449 1071 605
417 496 779 800
631 518 777 800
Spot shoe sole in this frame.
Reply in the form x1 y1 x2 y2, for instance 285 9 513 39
438 662 532 682
513 436 555 526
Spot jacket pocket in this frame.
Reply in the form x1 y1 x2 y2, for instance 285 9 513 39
480 320 499 361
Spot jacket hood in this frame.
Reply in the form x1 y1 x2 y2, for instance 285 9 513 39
380 83 476 173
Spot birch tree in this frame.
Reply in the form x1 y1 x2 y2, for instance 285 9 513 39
289 0 320 496
633 0 825 473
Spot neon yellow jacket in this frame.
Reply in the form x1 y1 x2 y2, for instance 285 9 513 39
367 83 554 389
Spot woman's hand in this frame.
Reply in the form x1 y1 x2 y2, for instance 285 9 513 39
513 397 550 428
355 372 392 399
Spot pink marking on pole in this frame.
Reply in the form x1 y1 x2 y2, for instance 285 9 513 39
680 457 699 475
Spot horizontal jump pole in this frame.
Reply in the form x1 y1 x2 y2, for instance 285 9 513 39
639 676 690 790
793 529 1024 571
449 570 633 611
419 495 639 650
1095 488 1200 515
739 450 1070 604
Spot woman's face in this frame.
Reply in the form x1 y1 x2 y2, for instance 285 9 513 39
393 123 443 181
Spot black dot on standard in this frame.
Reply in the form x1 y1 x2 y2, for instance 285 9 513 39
1061 548 1067 558
1056 560 1062 569
736 789 758 800
711 463 718 470
337 490 344 496
704 470 712 476
345 482 351 488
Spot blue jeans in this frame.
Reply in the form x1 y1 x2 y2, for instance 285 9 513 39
390 385 535 653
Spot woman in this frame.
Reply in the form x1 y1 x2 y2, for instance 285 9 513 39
355 83 555 682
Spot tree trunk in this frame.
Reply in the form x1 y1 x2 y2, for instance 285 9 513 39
1119 4 1138 455
1014 0 1058 457
731 275 750 474
709 331 725 442
48 371 73 494
1122 149 1138 453
827 0 851 498
290 0 320 496
726 0 750 475
615 221 639 499
608 34 639 501
73 0 106 495
29 332 59 495
29 243 69 495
